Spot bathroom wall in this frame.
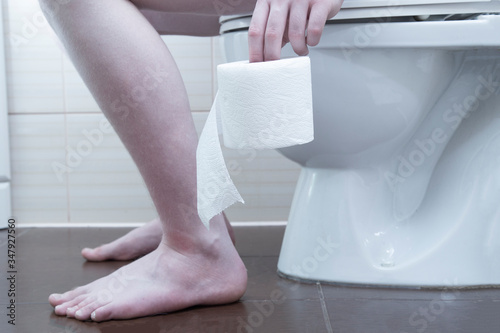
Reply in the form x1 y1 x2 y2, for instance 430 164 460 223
2 0 300 225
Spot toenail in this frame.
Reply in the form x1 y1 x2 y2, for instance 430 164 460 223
76 310 82 317
55 305 61 311
67 306 76 312
91 311 96 321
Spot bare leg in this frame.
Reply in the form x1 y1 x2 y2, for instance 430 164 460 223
79 8 240 263
40 0 251 321
82 213 235 261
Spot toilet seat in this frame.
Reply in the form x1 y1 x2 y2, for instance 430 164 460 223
334 0 500 20
220 0 500 33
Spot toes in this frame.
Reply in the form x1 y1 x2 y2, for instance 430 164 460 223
49 293 64 306
49 286 86 307
66 295 98 317
75 301 102 321
53 294 87 316
54 304 70 316
82 246 108 261
90 304 113 322
81 247 94 259
64 306 78 317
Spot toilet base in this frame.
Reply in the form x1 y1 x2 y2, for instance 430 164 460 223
276 269 500 290
277 167 500 288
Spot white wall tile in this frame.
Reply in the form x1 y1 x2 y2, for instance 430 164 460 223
65 114 157 223
9 114 68 223
5 54 64 113
4 0 65 114
226 206 293 222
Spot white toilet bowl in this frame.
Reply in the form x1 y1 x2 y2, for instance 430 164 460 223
219 1 500 287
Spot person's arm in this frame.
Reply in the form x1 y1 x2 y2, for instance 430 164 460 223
248 0 344 62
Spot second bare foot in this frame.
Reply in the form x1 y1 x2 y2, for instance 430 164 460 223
81 218 163 261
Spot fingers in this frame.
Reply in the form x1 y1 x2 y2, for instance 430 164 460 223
307 1 343 46
288 1 310 56
249 0 293 62
248 0 343 62
306 2 331 47
249 0 289 62
264 3 289 61
248 1 270 63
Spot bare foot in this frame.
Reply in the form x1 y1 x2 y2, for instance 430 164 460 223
82 214 235 261
81 218 163 261
50 218 247 321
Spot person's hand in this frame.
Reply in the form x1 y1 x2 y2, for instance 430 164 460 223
248 0 344 62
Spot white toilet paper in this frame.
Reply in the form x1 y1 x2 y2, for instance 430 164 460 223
197 56 314 227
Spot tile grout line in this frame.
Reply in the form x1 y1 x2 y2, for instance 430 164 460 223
317 283 334 333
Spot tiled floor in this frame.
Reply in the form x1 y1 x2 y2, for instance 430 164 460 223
1 227 500 333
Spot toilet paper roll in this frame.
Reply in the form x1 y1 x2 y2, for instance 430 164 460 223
197 56 314 228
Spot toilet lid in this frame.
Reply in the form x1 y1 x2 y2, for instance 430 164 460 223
220 0 500 32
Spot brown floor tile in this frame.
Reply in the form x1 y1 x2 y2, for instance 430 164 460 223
1 229 9 306
242 256 320 301
237 300 329 333
5 228 326 332
13 302 251 333
325 298 500 333
320 282 500 301
2 228 32 306
9 227 500 332
14 228 317 303
15 228 129 303
0 227 30 249
233 224 285 257
8 299 328 333
0 229 7 248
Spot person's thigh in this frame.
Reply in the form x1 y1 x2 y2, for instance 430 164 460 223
132 0 256 16
140 10 221 36
136 0 256 36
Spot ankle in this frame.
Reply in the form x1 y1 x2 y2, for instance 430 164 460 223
162 214 233 255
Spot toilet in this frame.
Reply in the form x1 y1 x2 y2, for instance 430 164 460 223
219 1 500 287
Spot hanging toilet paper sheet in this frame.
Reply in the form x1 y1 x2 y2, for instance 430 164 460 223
196 56 314 228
